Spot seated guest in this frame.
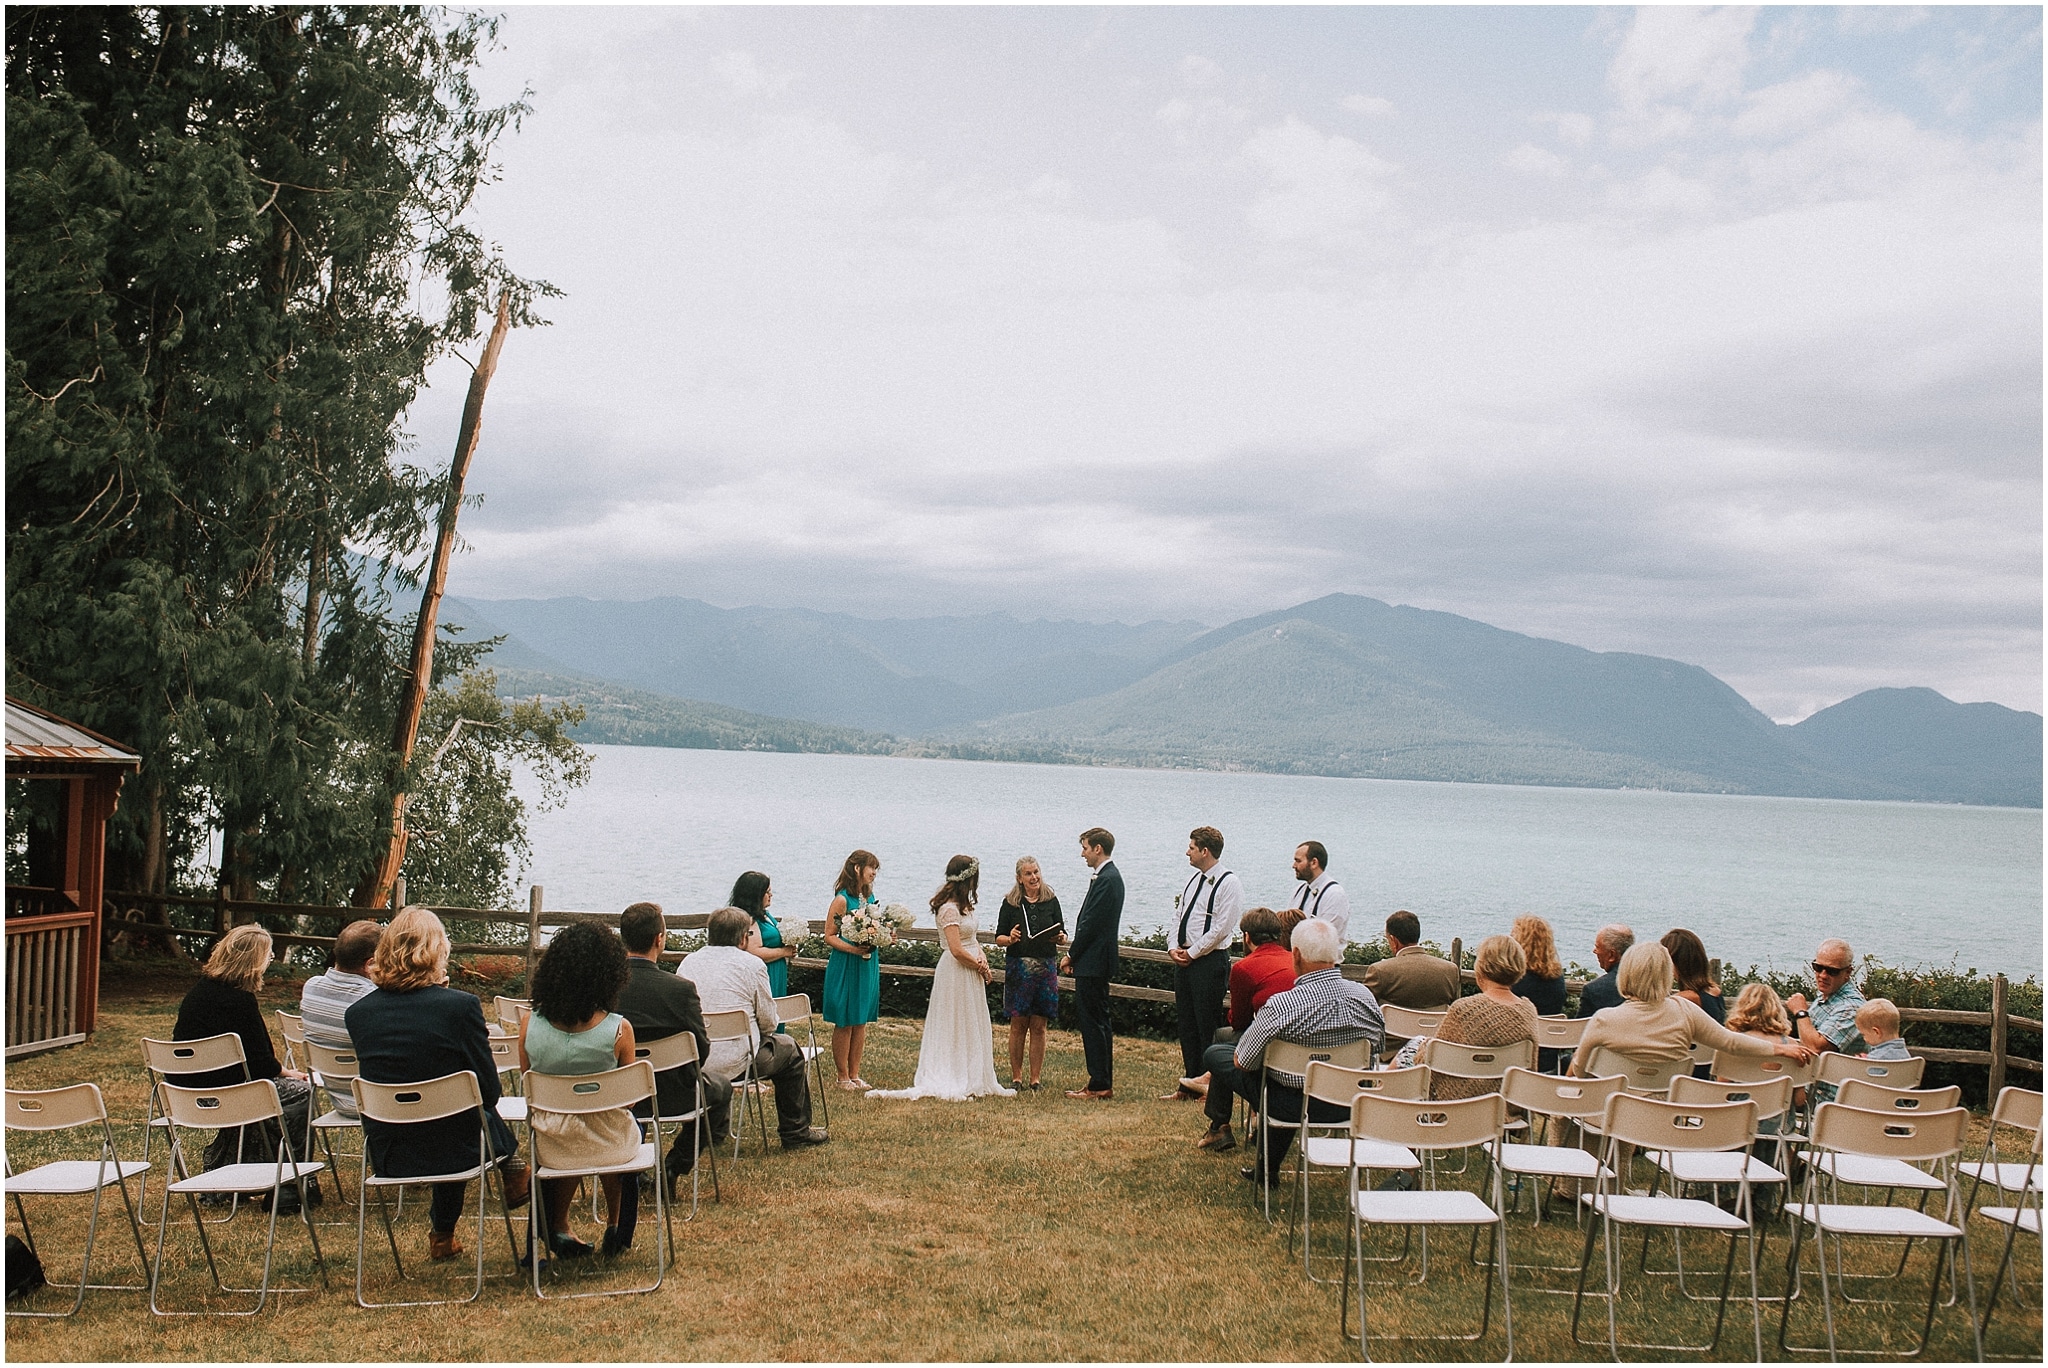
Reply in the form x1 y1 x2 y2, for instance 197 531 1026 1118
1661 928 1725 1022
1725 983 1802 1122
298 919 383 1121
678 908 829 1150
1573 924 1634 1018
1362 910 1460 1010
174 923 314 1189
520 921 641 1259
1194 908 1298 1152
1409 935 1538 1101
1509 916 1567 1070
1856 999 1911 1060
347 908 527 1263
1570 943 1811 1078
1227 919 1385 1187
1276 907 1307 946
615 901 722 1198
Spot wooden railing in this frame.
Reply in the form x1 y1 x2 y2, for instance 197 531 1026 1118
106 886 2041 1093
5 908 92 1058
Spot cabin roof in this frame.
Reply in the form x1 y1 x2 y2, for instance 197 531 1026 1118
4 697 140 768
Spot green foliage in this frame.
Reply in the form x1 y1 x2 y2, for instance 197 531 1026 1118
491 666 900 755
5 7 555 904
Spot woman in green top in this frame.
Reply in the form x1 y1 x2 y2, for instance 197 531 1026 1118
733 870 794 998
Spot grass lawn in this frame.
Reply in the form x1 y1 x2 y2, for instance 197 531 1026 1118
5 961 2040 1362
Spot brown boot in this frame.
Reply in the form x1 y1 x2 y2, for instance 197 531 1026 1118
428 1229 464 1262
500 1159 532 1210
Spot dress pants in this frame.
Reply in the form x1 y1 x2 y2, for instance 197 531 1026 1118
1173 952 1230 1078
1075 975 1114 1090
1252 1080 1349 1184
1202 1041 1245 1127
710 1036 813 1141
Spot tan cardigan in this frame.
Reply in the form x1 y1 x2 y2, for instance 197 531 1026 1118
1570 996 1777 1075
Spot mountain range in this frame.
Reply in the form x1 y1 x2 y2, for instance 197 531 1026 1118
444 593 2041 808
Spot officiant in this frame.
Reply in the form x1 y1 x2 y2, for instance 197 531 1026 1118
994 856 1065 1091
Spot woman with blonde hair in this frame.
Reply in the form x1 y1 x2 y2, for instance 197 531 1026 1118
172 922 314 1191
1569 943 1811 1078
346 907 528 1264
1397 935 1540 1101
994 856 1065 1090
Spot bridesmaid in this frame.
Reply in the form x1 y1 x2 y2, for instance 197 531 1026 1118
732 871 794 999
822 850 882 1090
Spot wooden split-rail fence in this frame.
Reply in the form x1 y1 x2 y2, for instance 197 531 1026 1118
102 884 2044 1100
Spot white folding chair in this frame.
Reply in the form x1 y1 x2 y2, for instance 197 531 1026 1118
4 1084 151 1317
1340 1091 1514 1361
1422 1037 1536 1096
349 1070 521 1307
275 1010 307 1072
1379 1005 1446 1061
138 1034 248 1219
1253 1037 1376 1223
1962 1086 2044 1213
484 1033 527 1124
522 1061 667 1300
1570 1093 1765 1359
1534 1014 1587 1073
632 1030 719 1224
773 992 830 1126
1639 1075 1796 1302
1579 1044 1692 1098
300 1041 369 1218
494 997 530 1034
1489 1067 1626 1243
704 1008 768 1159
1777 1101 1980 1361
1809 1050 1925 1121
148 1079 329 1316
1973 1125 2040 1350
1291 1062 1426 1282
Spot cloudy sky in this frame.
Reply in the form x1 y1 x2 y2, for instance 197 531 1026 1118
416 5 2043 722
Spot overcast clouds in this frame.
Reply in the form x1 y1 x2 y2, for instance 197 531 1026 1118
415 6 2043 722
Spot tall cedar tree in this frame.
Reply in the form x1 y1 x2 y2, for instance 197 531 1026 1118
6 7 575 914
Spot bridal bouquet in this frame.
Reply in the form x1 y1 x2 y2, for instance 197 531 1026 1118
840 902 917 949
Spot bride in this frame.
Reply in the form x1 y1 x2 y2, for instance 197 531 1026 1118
867 855 1015 1101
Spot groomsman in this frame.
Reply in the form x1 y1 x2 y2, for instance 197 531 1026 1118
1289 841 1350 943
1062 828 1123 1100
1164 826 1242 1101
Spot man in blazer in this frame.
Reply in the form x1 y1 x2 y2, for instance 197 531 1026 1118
616 901 722 1193
1061 827 1123 1099
1573 924 1634 1019
1363 909 1461 1009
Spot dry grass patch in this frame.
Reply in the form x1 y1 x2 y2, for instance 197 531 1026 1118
4 968 2040 1361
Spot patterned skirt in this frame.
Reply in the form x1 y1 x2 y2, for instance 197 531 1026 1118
1003 955 1061 1021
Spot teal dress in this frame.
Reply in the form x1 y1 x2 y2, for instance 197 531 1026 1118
822 892 881 1027
756 914 790 998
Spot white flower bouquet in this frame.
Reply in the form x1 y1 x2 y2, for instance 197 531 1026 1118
840 901 917 949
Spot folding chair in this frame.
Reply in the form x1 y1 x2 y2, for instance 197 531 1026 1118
350 1071 522 1307
1961 1086 2043 1214
1578 1044 1692 1098
1808 1051 1925 1125
1379 1006 1446 1061
632 1030 719 1223
1570 1093 1765 1359
138 1034 249 1220
1639 1075 1796 1301
148 1079 329 1316
5 1084 151 1317
704 1008 768 1159
1291 1061 1426 1282
495 997 530 1034
275 1011 308 1072
485 1033 527 1124
522 1061 667 1300
1488 1067 1625 1241
1777 1100 1980 1360
774 992 830 1126
1253 1037 1375 1223
1421 1037 1535 1170
1973 1125 2039 1351
300 1041 369 1217
1340 1092 1514 1361
1534 1014 1587 1073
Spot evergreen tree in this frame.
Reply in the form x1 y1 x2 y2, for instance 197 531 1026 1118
6 7 568 915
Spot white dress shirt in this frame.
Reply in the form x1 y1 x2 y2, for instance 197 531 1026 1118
1176 867 1243 960
676 943 778 1083
1292 873 1351 942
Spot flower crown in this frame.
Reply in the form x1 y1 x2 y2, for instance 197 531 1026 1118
947 859 980 883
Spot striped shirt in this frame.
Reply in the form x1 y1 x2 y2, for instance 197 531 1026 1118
299 967 376 1119
1234 967 1385 1087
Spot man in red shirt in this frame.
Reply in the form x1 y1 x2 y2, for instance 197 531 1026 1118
1196 908 1297 1152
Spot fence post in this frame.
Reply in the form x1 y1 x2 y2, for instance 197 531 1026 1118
393 876 406 911
213 884 227 935
1449 937 1461 966
525 885 543 989
1710 957 1721 985
1989 972 2008 1102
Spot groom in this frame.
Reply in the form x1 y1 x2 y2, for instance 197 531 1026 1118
1062 827 1123 1100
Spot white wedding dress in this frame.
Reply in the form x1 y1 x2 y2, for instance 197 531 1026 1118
867 902 1015 1101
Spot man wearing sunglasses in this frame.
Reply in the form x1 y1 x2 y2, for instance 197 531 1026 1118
1785 938 1865 1101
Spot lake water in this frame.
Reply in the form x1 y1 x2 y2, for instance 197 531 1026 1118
517 746 2043 978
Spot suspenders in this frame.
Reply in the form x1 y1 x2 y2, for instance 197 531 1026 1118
1178 870 1231 948
1296 878 1336 917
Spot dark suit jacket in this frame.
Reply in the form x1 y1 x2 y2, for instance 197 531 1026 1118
617 956 710 1117
1575 968 1623 1019
345 985 515 1179
1067 861 1124 980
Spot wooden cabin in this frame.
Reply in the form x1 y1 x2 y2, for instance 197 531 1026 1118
5 697 138 1057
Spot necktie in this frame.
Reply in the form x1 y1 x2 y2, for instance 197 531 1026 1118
1179 875 1205 948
